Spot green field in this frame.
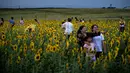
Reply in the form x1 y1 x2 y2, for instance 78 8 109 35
0 8 130 20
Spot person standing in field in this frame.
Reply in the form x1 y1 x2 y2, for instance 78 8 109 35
77 25 87 48
61 20 67 30
83 36 96 62
63 18 74 39
0 18 4 26
9 17 15 27
34 19 40 25
91 24 106 59
119 17 125 32
20 17 24 25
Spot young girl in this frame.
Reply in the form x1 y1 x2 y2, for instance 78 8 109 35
20 17 24 25
83 36 96 62
9 17 15 27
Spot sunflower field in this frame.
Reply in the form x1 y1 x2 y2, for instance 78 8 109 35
0 19 130 73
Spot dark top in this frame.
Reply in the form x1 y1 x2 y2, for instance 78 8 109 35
77 32 98 47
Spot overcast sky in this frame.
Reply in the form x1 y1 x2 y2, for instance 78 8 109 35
0 0 130 8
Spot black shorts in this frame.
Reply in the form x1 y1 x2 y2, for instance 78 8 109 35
96 52 102 59
120 27 125 32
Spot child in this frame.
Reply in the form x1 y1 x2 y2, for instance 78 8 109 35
83 36 96 62
20 17 24 25
9 17 15 27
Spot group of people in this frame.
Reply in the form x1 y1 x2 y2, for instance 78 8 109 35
77 25 106 61
61 17 106 61
61 17 85 39
0 17 40 28
61 17 125 62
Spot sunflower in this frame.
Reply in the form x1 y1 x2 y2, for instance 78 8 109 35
1 31 5 35
34 53 40 61
12 44 17 51
52 46 56 52
49 38 52 43
30 41 34 51
50 46 53 52
37 48 42 54
1 34 5 40
16 56 21 64
24 43 27 52
46 47 50 52
38 33 42 38
4 41 8 46
46 44 51 52
56 40 59 44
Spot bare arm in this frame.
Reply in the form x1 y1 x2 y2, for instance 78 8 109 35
102 40 106 53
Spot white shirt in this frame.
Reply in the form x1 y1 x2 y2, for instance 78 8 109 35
93 33 104 52
64 22 73 35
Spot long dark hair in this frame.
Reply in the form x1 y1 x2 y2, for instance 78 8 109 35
21 17 23 20
91 24 98 32
77 25 85 34
91 24 100 36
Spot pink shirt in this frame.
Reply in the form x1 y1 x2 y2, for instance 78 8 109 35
84 43 96 61
84 43 95 51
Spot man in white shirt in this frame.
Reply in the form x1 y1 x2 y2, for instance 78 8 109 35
62 18 74 39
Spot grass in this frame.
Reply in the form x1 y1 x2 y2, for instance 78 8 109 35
0 8 130 20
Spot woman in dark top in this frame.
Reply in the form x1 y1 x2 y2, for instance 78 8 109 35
77 25 87 48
